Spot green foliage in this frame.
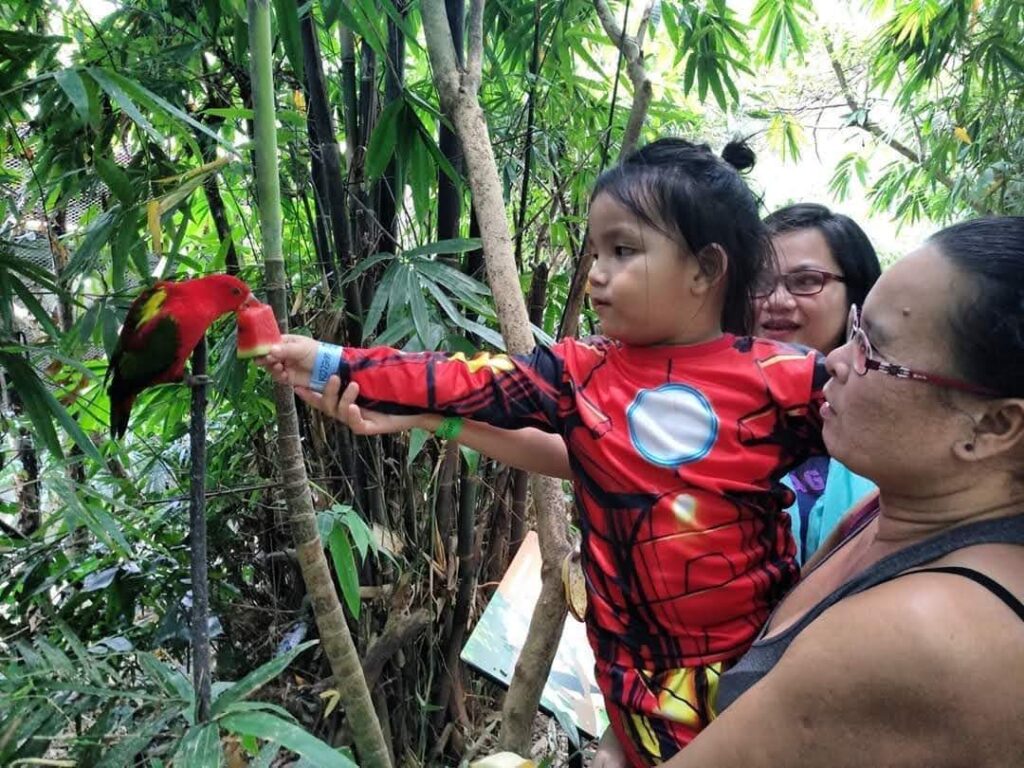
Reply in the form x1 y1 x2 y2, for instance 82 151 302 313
4 0 1019 762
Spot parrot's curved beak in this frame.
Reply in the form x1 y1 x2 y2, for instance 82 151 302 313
240 293 257 309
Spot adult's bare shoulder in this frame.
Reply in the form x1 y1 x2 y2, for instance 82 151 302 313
672 570 1024 768
806 571 1024 766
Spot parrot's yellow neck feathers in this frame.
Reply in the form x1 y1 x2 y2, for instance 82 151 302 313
138 287 167 325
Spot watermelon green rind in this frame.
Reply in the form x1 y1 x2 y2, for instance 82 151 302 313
237 342 275 360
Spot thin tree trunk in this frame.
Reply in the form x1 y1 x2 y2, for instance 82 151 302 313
300 8 364 339
512 0 542 270
247 3 391 765
376 1 407 257
432 461 481 730
437 0 464 250
560 0 655 338
420 0 571 753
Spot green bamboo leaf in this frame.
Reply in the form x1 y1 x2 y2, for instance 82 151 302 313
65 209 117 281
221 712 357 768
362 260 400 340
451 316 506 351
35 639 74 676
54 68 91 123
173 723 222 768
271 0 305 82
407 427 429 466
404 238 482 258
705 64 728 109
414 258 490 297
0 351 102 462
95 155 135 205
91 68 234 151
137 651 194 703
373 315 414 346
365 99 403 180
340 251 394 285
95 711 178 768
87 68 164 143
209 640 318 717
339 506 374 561
10 277 59 338
421 277 464 326
413 114 463 188
215 700 295 720
386 263 414 330
409 273 432 346
328 524 361 619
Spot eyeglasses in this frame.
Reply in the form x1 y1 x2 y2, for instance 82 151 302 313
846 304 996 396
754 268 846 298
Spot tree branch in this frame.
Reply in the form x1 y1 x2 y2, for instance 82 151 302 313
361 608 432 689
823 33 980 208
592 0 652 159
421 0 462 93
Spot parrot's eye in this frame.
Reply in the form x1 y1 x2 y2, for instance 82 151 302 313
232 287 241 295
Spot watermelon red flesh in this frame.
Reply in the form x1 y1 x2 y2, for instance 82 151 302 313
236 303 282 359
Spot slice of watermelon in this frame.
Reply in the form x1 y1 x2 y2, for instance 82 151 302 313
236 302 282 359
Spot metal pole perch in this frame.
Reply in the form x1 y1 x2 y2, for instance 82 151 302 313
188 335 212 722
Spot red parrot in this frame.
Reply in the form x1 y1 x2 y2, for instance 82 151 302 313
106 274 255 438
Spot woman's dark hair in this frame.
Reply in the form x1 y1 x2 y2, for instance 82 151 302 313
929 216 1024 398
591 137 769 335
764 203 882 310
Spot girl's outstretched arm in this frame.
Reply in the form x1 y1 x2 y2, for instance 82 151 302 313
258 334 566 432
299 378 573 480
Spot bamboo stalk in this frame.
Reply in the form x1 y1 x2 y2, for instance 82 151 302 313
247 2 391 765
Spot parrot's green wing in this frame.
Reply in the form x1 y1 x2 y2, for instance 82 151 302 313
109 284 178 385
113 317 181 388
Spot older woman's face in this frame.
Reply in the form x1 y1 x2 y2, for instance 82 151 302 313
755 228 849 354
821 244 974 491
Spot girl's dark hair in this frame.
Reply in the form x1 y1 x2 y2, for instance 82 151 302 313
764 203 882 310
929 216 1024 398
592 137 769 334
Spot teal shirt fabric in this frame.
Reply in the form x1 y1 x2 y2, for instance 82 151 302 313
784 459 877 565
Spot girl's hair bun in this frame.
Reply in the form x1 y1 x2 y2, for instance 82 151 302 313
721 140 756 173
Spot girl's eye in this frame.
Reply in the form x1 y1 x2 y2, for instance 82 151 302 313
614 245 637 257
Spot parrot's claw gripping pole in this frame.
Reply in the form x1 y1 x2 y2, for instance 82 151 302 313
185 374 211 388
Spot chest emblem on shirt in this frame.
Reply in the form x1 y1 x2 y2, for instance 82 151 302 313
627 384 719 467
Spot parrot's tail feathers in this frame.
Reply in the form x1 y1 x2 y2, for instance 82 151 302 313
110 394 135 440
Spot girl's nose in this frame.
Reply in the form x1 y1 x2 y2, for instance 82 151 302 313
588 256 608 287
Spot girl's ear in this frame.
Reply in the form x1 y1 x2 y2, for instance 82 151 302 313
692 243 728 294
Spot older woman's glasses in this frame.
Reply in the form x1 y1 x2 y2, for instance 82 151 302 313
846 305 996 396
753 268 845 298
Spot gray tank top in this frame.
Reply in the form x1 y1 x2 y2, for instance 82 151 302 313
716 510 1024 712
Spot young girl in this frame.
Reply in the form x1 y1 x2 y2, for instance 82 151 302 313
259 138 827 766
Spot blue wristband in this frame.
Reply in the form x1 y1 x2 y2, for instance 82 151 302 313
309 343 343 392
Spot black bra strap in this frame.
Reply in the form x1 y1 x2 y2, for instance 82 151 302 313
906 566 1024 623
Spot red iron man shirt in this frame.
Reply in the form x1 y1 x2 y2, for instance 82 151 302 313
332 334 826 707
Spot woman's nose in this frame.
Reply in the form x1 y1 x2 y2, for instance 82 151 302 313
825 340 852 382
766 279 797 309
588 256 608 287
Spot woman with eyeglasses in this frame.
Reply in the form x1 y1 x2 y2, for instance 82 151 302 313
663 216 1024 767
754 204 882 564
